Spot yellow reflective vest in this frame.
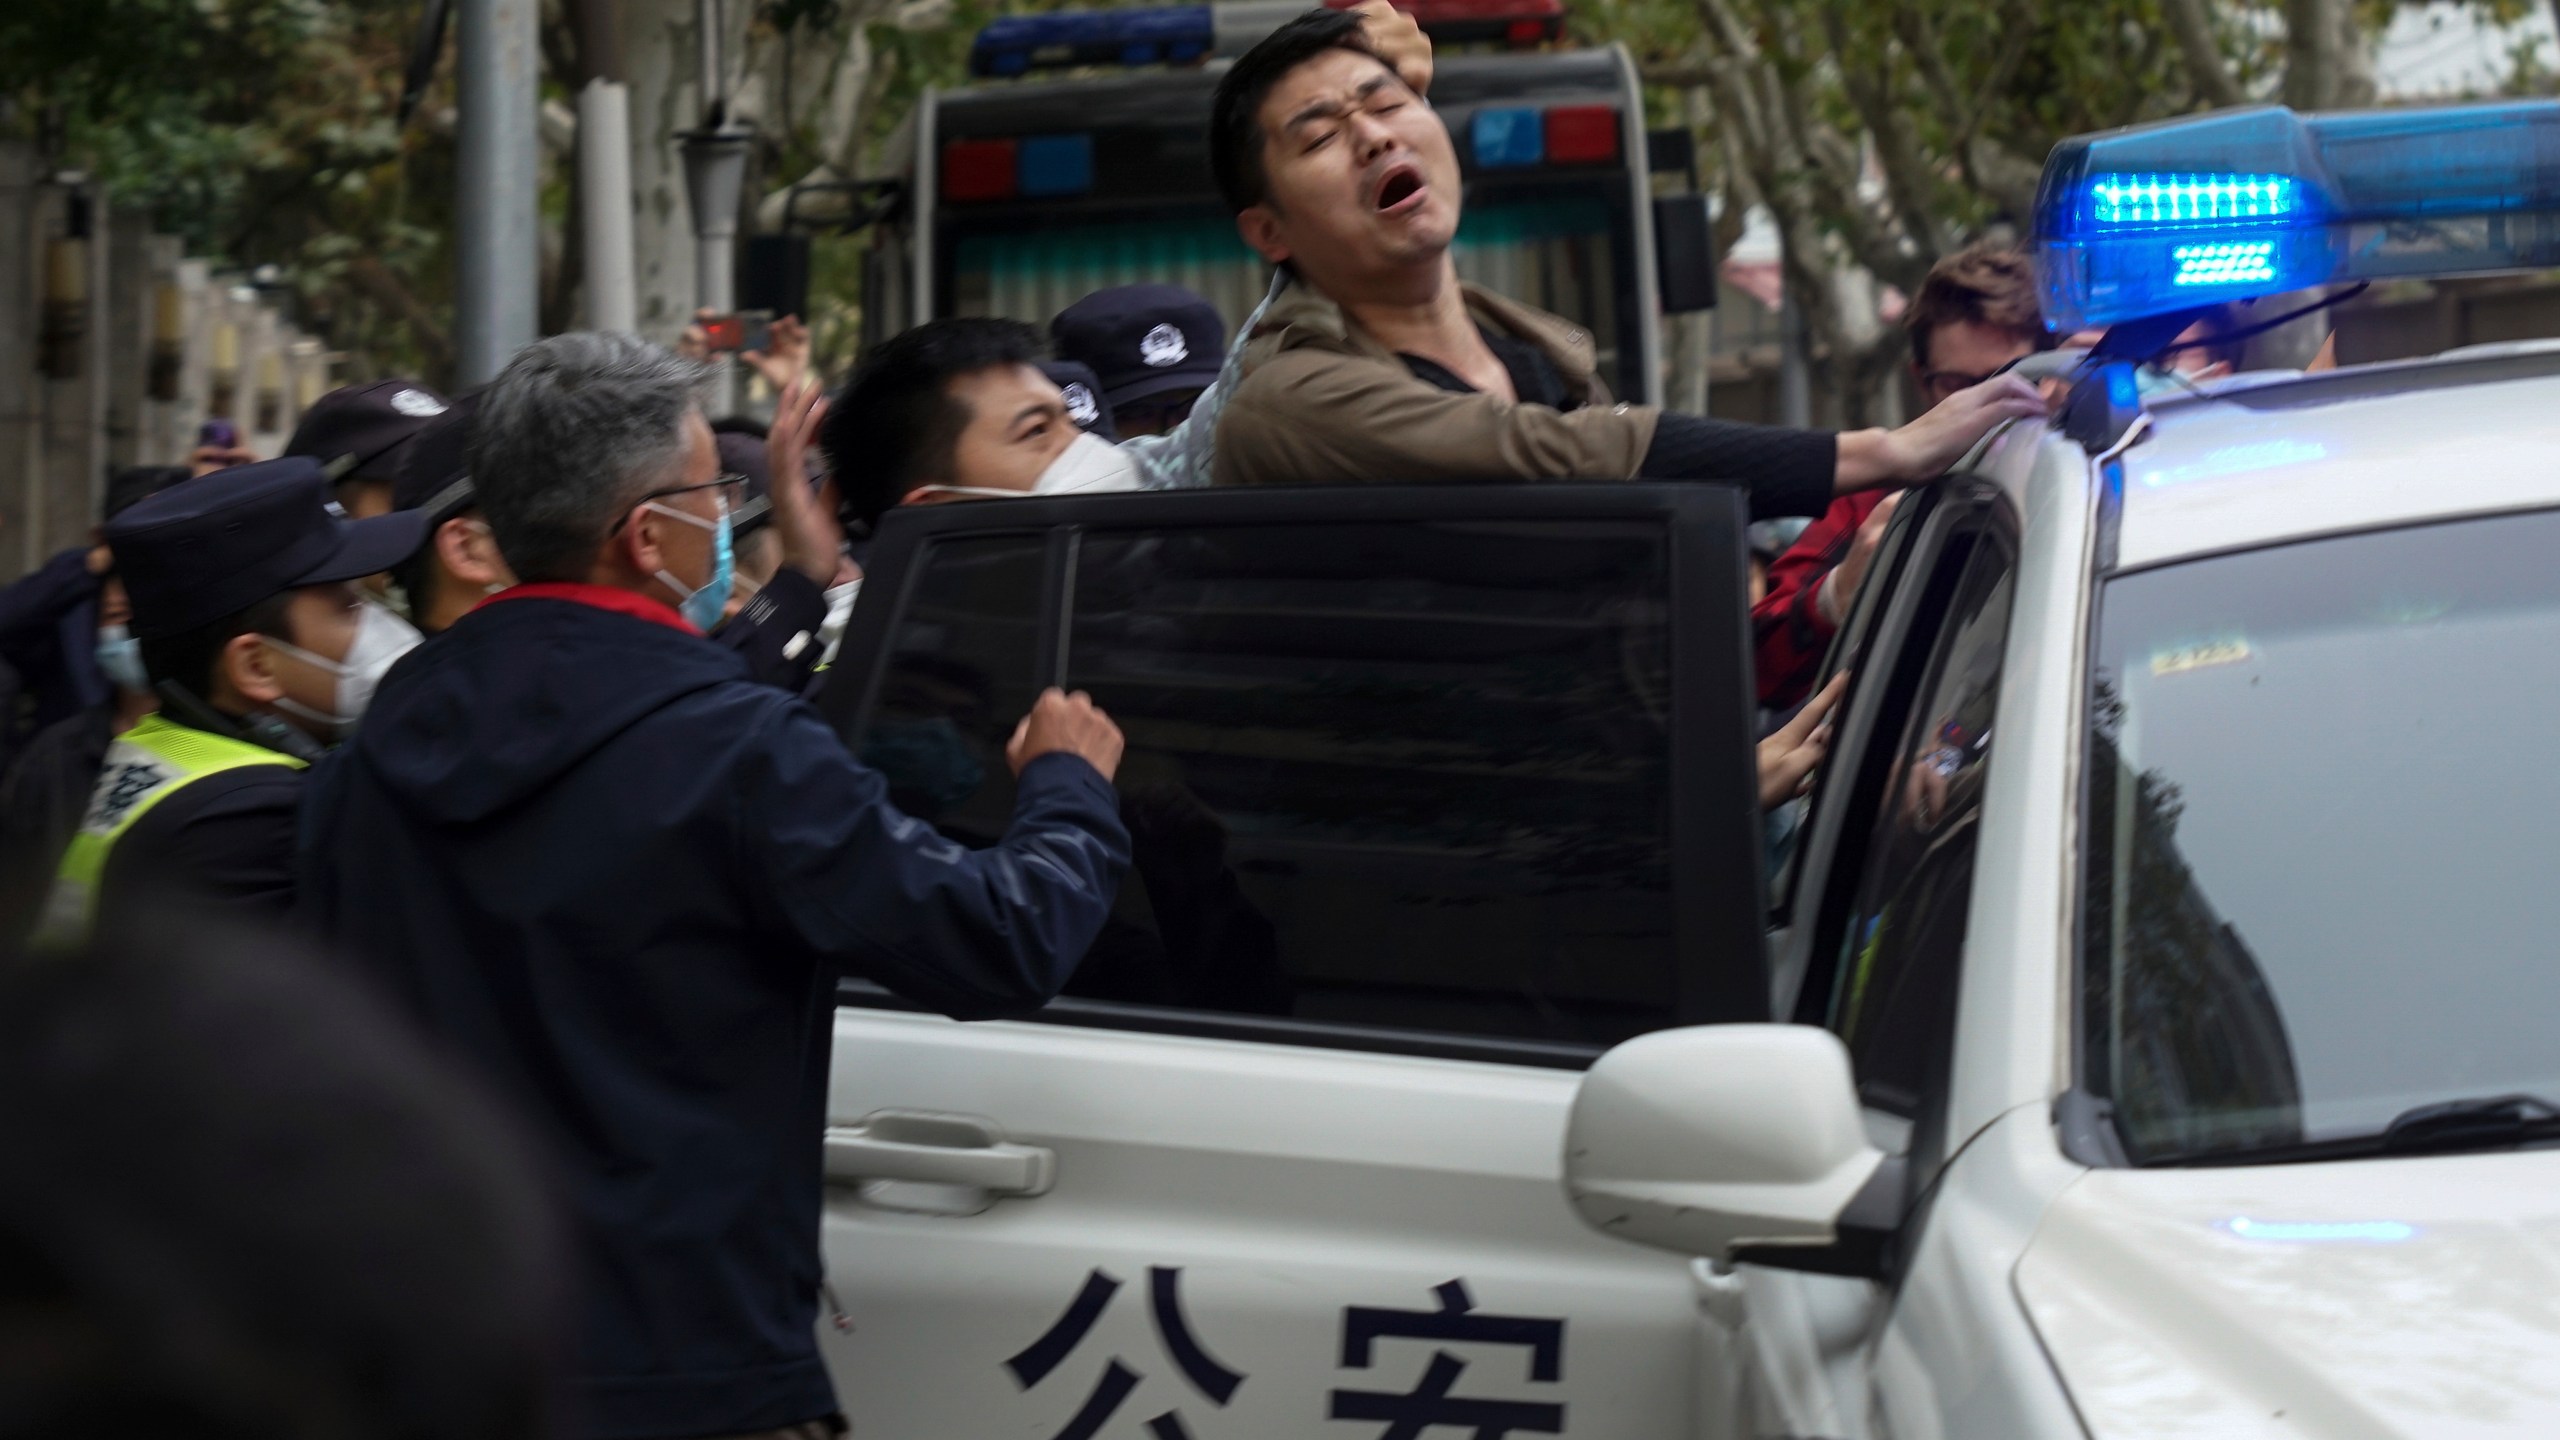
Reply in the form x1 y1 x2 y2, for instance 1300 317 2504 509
33 713 305 948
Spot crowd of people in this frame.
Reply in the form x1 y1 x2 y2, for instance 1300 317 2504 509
0 6 2251 1437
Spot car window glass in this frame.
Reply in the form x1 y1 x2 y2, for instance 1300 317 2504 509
2084 508 2560 1162
1827 534 2015 1119
1773 488 1935 917
855 535 1047 841
1060 520 1680 1049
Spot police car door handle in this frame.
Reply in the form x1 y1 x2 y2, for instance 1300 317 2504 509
823 1111 1056 1197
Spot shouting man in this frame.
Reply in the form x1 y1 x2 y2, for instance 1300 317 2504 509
1207 8 2043 511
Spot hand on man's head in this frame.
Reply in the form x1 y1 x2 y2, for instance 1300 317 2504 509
1351 0 1432 96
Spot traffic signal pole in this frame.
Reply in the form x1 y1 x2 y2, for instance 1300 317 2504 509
456 0 541 384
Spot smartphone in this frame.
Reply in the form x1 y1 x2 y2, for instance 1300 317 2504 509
703 310 775 356
198 418 239 450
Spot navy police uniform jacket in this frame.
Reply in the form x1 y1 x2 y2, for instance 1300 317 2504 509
296 585 1129 1439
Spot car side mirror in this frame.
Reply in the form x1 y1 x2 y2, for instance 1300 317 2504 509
1563 1024 1900 1277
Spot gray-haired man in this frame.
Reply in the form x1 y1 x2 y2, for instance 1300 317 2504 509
297 332 1132 1440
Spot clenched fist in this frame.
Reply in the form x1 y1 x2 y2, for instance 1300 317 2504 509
1007 688 1126 782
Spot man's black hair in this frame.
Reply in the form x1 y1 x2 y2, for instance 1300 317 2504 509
138 592 296 706
707 415 770 439
1210 6 1376 215
821 318 1047 529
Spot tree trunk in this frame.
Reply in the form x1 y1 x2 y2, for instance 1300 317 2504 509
618 0 706 340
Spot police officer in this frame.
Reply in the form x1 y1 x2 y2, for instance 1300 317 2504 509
1038 358 1121 441
285 377 451 521
33 459 426 943
387 392 518 636
1050 283 1225 437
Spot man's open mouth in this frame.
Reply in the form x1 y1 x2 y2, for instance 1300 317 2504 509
1373 164 1426 214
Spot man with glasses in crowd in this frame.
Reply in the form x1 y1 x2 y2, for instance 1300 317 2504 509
297 331 1132 1440
1753 242 2056 710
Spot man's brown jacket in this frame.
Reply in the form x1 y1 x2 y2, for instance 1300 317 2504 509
1212 280 1658 488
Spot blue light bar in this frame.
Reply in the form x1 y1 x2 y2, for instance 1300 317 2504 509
971 5 1213 78
2087 173 2301 228
2034 101 2560 331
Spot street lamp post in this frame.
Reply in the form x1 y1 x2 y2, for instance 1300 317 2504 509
683 0 751 411
455 0 540 385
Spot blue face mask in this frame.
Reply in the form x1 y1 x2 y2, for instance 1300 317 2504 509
647 499 735 633
95 622 148 694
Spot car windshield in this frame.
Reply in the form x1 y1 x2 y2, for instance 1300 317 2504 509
2082 506 2560 1164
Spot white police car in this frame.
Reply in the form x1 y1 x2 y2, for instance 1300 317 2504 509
808 102 2560 1439
1566 100 2560 1438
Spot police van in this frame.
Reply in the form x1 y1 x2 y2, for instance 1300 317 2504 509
858 0 1717 403
811 101 2560 1437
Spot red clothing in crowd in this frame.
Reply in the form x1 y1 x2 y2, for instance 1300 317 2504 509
1752 490 1888 709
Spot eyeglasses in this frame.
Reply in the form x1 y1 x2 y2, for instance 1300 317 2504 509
1919 369 1996 404
608 473 749 536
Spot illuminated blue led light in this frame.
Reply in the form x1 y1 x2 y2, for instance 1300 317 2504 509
2036 102 2560 329
2172 239 2279 288
2105 365 2140 408
2088 173 2302 228
2225 1217 2417 1243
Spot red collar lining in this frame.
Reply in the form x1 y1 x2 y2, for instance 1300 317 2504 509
472 582 701 635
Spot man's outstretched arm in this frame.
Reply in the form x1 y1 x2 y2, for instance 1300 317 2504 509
739 688 1132 1019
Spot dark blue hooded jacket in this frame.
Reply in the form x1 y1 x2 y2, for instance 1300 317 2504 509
296 591 1129 1439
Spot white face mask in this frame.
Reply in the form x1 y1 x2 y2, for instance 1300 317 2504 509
1032 432 1143 494
921 432 1143 502
261 600 424 739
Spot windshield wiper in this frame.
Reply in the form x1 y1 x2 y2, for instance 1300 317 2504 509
2379 1094 2560 1153
2175 1093 2560 1167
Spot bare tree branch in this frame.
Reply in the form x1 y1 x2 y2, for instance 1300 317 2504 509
343 254 454 378
2330 0 2378 106
1953 134 2045 224
1821 1 1942 258
2283 0 2341 109
1640 61 1717 88
2163 0 2248 109
1960 14 2034 148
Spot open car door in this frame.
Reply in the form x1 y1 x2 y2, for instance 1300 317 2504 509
809 484 1768 1439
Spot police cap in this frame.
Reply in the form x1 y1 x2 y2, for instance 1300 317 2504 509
392 390 485 527
285 379 450 486
1050 284 1223 412
108 458 431 640
1037 360 1120 443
